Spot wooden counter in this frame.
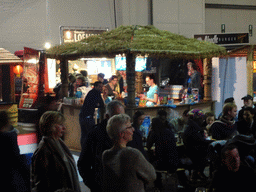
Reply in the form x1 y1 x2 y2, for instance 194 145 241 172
126 100 216 120
62 100 215 151
62 104 82 151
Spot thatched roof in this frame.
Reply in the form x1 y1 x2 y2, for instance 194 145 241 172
46 25 226 60
0 48 23 64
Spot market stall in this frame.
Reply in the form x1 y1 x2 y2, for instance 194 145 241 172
47 25 226 150
0 48 23 127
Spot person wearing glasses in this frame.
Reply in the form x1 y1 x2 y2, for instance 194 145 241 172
102 114 156 192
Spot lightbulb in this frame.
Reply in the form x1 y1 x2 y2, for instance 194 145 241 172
45 42 51 49
65 31 72 39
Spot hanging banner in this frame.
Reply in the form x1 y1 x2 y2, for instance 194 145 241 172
194 33 249 45
19 47 39 108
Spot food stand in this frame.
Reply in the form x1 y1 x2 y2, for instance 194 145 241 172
46 25 226 151
0 48 23 127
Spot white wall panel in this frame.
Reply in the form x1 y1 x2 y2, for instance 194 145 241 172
179 0 204 23
179 24 204 38
205 9 222 33
153 0 179 23
154 23 179 34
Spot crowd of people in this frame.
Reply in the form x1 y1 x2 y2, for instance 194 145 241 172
4 66 256 191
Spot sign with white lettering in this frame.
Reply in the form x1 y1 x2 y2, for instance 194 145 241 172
60 26 108 44
194 33 249 45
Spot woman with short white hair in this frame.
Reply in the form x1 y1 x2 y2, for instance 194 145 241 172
102 114 156 192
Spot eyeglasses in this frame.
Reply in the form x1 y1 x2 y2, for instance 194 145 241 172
125 126 133 129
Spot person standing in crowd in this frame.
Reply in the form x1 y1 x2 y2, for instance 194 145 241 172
217 97 237 120
169 109 190 134
116 70 124 94
79 81 104 147
147 117 179 190
68 73 76 97
0 111 30 192
237 107 256 136
127 110 148 159
187 62 202 96
140 74 159 107
75 75 88 98
157 109 174 132
105 75 119 99
78 100 125 192
31 111 81 192
36 95 60 143
238 94 256 121
80 70 90 87
98 73 108 85
210 144 256 192
102 114 156 192
210 103 238 140
183 109 214 181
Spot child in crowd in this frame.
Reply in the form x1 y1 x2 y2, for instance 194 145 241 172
203 112 215 140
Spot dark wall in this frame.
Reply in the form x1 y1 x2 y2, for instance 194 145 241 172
2 65 10 102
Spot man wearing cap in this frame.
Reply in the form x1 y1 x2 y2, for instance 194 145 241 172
238 94 256 121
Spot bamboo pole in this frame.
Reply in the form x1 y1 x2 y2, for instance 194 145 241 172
203 58 212 101
247 45 254 96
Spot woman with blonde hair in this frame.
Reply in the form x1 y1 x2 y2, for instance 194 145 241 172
31 111 81 192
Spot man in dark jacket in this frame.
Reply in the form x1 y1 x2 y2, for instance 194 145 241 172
77 101 125 192
210 102 238 140
210 140 256 192
238 94 256 121
183 109 214 181
79 81 104 147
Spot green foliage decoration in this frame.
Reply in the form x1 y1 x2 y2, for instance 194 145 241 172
47 25 226 59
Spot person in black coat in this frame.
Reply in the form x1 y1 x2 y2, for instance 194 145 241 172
147 117 179 189
238 94 256 121
127 110 148 159
237 107 256 136
77 101 125 192
0 111 30 192
210 102 238 140
183 109 214 181
210 143 256 192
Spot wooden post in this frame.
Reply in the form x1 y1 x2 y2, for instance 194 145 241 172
9 65 15 103
135 72 143 94
247 45 254 96
203 58 212 101
60 58 69 98
126 52 136 118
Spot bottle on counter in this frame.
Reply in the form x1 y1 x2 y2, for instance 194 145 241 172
143 88 147 96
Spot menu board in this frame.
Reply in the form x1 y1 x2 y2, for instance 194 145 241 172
19 47 39 108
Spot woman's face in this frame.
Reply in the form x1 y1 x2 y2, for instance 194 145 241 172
145 77 153 86
52 122 66 139
111 78 118 86
206 116 215 125
137 115 146 126
122 121 134 142
243 110 254 122
76 79 83 86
